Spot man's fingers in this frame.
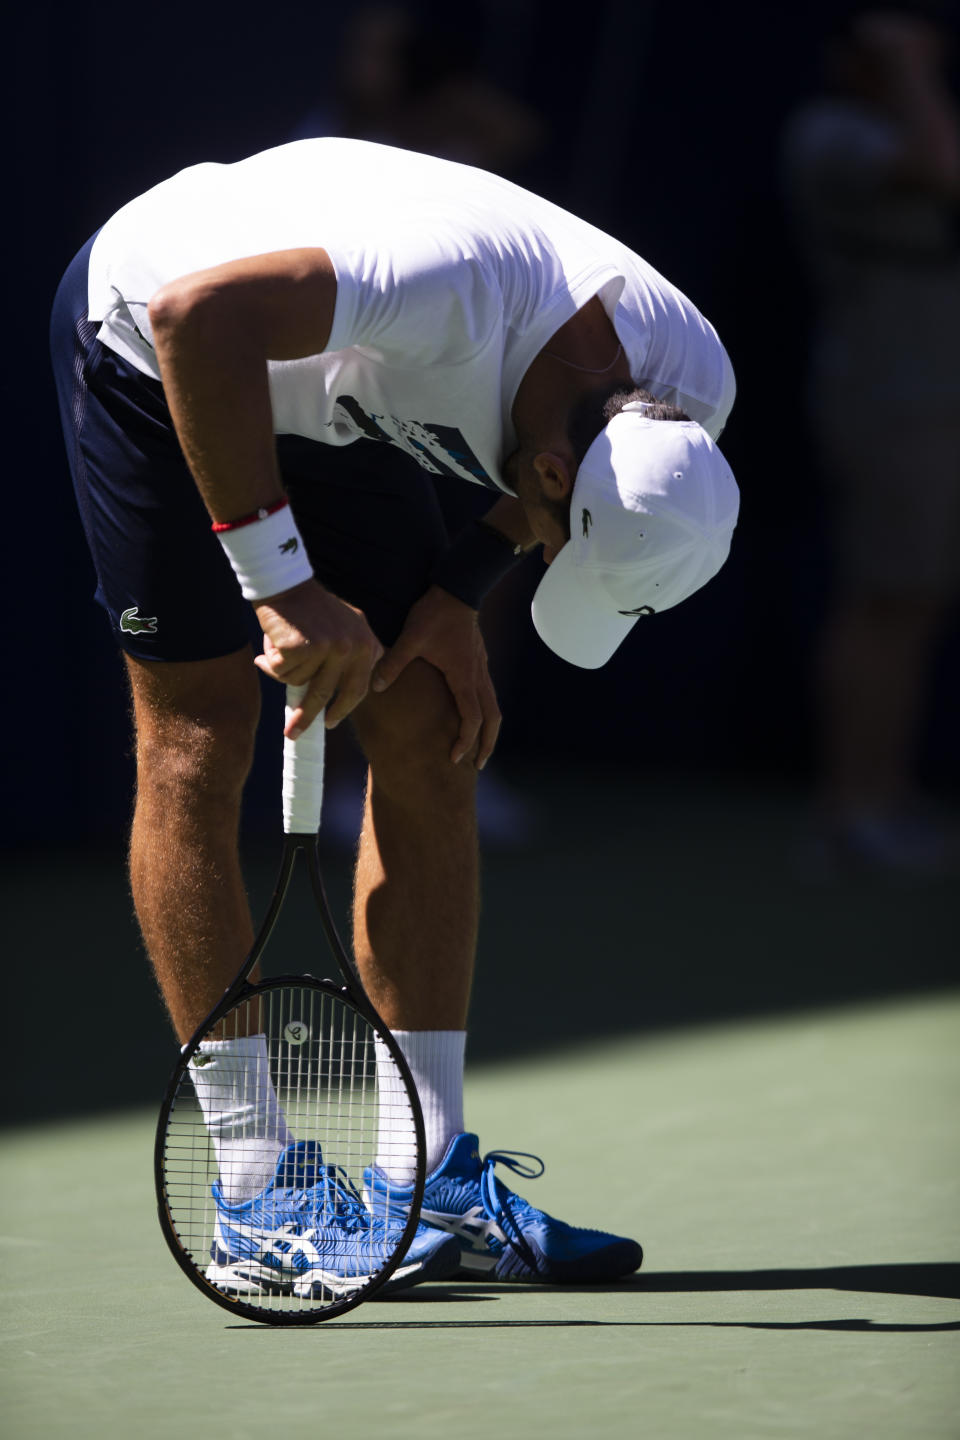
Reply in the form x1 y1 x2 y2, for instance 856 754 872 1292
371 639 416 694
254 633 319 682
289 642 383 736
258 623 383 734
284 656 349 737
283 700 309 739
253 634 288 680
254 648 321 688
475 684 502 771
253 652 281 682
449 685 483 765
324 651 380 729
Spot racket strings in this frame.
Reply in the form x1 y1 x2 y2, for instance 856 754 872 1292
160 979 418 1318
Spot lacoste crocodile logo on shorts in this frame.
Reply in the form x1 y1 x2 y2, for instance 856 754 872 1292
119 606 159 635
581 508 593 537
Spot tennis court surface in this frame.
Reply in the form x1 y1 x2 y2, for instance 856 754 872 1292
4 988 958 1439
5 773 958 1434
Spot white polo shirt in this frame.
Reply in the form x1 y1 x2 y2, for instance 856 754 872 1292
88 137 735 492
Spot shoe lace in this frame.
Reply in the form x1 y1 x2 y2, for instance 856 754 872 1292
292 1166 389 1236
478 1149 546 1274
479 1149 545 1222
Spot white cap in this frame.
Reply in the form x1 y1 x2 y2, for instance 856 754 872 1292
531 405 740 668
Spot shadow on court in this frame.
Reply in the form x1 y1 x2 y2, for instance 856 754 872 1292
220 1266 960 1334
260 1319 960 1333
5 769 958 1125
213 1264 960 1334
302 1319 960 1333
629 1262 960 1301
396 1262 960 1301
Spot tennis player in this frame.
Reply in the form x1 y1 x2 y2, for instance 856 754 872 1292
51 138 738 1289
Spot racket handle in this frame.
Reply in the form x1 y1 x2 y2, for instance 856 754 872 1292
283 684 325 836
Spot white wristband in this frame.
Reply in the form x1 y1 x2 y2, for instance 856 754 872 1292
214 505 314 601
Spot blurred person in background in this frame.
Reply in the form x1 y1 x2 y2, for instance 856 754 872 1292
783 1 960 874
289 2 545 178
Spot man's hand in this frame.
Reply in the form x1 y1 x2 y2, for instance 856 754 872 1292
253 579 384 737
372 586 501 768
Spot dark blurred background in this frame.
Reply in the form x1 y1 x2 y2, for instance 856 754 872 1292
7 0 958 1123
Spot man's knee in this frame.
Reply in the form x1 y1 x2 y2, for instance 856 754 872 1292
127 651 261 808
353 660 476 806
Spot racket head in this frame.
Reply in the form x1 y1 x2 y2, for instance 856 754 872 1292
155 975 425 1325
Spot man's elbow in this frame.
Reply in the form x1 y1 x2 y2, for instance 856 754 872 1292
148 275 223 341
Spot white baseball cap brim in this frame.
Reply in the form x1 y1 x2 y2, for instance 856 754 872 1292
531 410 739 668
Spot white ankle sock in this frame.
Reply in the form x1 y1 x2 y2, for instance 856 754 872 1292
189 1035 293 1204
375 1030 466 1183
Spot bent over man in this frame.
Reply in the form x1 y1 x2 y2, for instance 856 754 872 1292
51 138 738 1291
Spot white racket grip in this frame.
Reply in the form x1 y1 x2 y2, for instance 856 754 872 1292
282 684 325 835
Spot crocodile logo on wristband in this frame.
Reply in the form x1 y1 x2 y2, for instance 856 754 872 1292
279 537 300 554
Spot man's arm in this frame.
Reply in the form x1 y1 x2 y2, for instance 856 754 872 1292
477 495 540 553
148 247 338 523
149 248 386 737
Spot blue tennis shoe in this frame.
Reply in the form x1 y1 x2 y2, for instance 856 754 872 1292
207 1139 460 1297
365 1132 643 1283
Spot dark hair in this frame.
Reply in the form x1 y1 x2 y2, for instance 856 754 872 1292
568 385 691 464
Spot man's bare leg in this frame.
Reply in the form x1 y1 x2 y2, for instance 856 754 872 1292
349 658 479 1177
350 658 478 1031
126 646 477 1039
125 648 262 1042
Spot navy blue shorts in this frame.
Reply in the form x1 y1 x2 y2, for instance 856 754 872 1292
50 234 455 661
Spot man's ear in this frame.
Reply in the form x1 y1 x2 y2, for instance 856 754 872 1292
532 450 575 501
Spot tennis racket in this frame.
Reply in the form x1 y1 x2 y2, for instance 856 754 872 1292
155 684 426 1324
